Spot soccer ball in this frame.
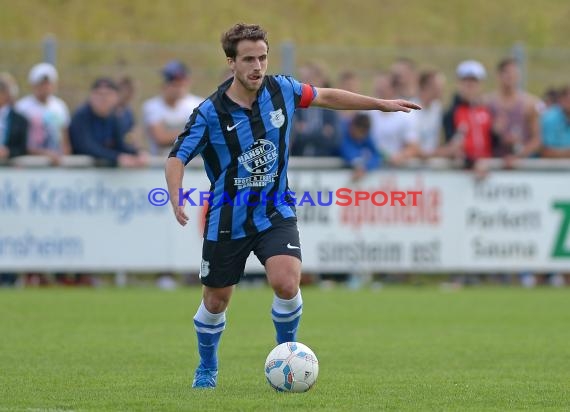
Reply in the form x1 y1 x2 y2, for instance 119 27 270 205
264 342 319 392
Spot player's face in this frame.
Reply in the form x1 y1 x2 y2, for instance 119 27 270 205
229 40 268 92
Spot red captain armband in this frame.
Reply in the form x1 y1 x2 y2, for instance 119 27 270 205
298 83 315 108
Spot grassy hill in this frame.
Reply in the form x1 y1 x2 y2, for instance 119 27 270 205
0 0 569 108
2 0 570 47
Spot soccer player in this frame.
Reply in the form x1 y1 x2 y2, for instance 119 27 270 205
165 23 420 389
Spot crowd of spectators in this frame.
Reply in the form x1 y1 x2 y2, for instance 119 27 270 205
0 60 204 168
289 57 569 182
1 57 569 287
1 57 569 173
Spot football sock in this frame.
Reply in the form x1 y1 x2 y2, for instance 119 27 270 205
193 300 226 370
271 289 303 344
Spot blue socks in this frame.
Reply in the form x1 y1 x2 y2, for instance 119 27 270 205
271 289 303 344
193 290 302 370
193 301 226 370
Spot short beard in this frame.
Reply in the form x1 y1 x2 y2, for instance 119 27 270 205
236 73 261 92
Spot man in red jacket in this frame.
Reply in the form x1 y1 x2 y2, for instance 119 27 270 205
440 60 497 171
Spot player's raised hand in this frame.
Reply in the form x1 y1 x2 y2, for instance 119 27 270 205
380 99 422 113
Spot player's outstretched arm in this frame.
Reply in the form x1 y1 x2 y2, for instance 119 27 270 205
165 157 189 226
311 87 421 113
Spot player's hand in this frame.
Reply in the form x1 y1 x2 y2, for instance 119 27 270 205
171 189 191 226
172 204 189 226
379 99 422 113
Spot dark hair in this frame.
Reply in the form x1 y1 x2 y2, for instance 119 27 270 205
91 77 118 91
559 85 570 98
351 113 371 131
497 57 518 72
221 23 269 59
543 87 559 102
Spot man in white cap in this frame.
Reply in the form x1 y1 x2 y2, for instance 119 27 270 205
15 62 70 165
439 60 495 171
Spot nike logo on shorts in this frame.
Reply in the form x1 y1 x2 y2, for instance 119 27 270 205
226 120 245 131
287 243 300 250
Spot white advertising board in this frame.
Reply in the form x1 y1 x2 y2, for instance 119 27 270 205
1 168 569 273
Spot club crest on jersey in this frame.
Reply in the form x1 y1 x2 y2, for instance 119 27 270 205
234 139 278 189
269 108 285 129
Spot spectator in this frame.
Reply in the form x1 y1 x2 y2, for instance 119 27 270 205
368 71 420 166
540 85 570 158
69 77 148 167
440 60 495 171
414 70 445 158
340 112 381 181
390 57 419 101
486 57 542 168
15 63 70 165
291 62 340 156
0 72 28 162
142 60 202 157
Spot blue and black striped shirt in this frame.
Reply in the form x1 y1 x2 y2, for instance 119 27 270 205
169 75 317 241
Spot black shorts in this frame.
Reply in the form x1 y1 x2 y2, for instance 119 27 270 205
199 217 302 288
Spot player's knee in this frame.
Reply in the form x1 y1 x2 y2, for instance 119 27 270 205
272 270 300 299
203 290 231 313
274 284 299 300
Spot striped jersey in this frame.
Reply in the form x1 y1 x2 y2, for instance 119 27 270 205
169 75 317 241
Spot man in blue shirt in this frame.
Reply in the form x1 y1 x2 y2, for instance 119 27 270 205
340 112 382 181
69 78 148 167
165 23 420 389
541 85 570 158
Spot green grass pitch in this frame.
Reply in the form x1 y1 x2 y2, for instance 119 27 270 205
1 286 569 411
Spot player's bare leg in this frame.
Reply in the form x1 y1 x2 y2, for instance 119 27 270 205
265 255 303 344
192 285 234 389
203 285 234 313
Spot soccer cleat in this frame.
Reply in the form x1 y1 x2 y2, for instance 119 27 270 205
192 366 218 389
